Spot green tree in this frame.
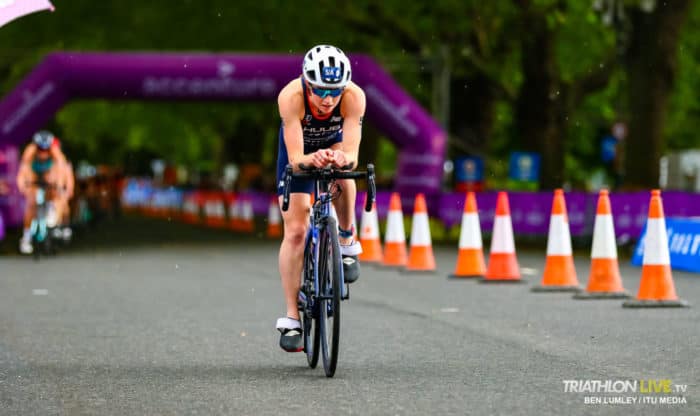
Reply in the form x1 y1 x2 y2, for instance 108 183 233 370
2 0 699 190
622 0 694 189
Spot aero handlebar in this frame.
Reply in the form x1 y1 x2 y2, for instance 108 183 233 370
281 163 376 212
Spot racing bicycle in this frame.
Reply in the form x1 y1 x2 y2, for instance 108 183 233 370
281 162 376 377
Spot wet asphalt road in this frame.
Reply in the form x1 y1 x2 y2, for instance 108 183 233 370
1 217 698 415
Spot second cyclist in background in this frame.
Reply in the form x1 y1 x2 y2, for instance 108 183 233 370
15 131 69 254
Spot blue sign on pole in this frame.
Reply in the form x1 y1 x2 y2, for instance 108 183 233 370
601 134 617 163
508 152 541 182
632 217 700 273
454 156 484 182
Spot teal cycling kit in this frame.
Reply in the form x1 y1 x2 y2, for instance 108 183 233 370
31 158 53 175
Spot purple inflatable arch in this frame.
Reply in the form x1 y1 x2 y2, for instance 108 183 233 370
0 51 446 195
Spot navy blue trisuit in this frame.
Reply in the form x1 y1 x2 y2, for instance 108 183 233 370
275 77 344 195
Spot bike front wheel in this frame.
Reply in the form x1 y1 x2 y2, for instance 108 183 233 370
301 242 320 368
318 217 342 377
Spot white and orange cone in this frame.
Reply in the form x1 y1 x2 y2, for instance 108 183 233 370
574 189 630 299
481 191 522 283
229 197 241 231
359 193 383 263
182 192 201 225
449 192 485 278
404 193 436 272
239 197 255 233
623 190 688 308
382 192 407 267
266 195 282 239
532 189 581 292
204 192 226 228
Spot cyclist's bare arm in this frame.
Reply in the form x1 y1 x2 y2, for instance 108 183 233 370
332 82 366 169
278 80 332 170
49 145 68 173
16 145 37 193
64 162 75 198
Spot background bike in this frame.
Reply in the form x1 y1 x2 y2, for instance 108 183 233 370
281 162 376 377
28 179 58 260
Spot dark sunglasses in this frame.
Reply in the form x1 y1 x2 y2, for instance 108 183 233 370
311 86 344 98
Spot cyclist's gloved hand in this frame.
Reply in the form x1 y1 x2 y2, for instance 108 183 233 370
328 150 350 169
308 149 334 168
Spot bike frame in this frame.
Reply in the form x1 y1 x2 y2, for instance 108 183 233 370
303 177 346 312
30 186 49 243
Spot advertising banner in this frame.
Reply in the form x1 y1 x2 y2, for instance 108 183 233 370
632 217 700 273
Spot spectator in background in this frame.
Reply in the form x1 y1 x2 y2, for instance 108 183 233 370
0 179 9 195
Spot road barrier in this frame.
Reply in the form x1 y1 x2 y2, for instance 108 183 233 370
119 179 700 275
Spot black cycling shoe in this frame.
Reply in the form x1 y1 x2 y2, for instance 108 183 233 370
276 317 303 352
343 255 360 283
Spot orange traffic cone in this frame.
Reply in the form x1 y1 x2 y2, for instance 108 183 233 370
404 193 436 272
182 192 201 225
481 191 522 283
574 189 630 299
359 194 383 263
382 192 407 267
532 189 581 292
204 192 227 228
448 192 485 278
229 197 241 231
623 190 688 308
266 196 282 238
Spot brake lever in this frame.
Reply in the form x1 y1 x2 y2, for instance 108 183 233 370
282 164 293 211
365 164 376 212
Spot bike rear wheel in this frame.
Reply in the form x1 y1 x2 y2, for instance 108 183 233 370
319 218 342 377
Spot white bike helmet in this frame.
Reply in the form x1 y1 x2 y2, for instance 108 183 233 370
302 45 352 88
33 130 54 150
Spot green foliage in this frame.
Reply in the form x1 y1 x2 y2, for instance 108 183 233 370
0 0 698 186
555 1 616 83
666 0 700 151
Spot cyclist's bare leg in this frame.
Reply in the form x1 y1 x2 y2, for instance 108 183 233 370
278 193 311 321
54 188 69 223
333 178 356 244
45 166 62 224
22 171 39 230
61 198 71 224
332 178 362 282
22 191 37 229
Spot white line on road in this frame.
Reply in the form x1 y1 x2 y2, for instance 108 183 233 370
521 267 539 276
